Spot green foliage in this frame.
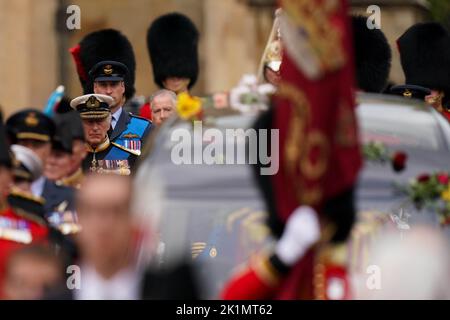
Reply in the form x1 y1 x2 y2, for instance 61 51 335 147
406 174 444 204
428 0 450 30
362 141 389 162
399 172 450 226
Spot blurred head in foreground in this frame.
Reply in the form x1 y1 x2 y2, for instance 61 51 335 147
75 173 134 279
354 226 450 299
2 245 64 300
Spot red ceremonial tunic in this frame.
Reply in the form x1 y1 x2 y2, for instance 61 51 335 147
221 245 351 300
0 194 50 298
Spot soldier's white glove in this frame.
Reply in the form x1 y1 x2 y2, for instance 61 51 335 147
275 206 321 267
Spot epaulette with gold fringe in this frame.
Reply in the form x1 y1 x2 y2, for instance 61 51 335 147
111 142 141 156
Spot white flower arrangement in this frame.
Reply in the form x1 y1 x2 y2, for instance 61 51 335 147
229 74 276 114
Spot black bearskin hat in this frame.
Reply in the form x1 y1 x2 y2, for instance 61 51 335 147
71 29 136 99
398 22 450 93
0 111 12 168
352 16 392 93
146 13 199 90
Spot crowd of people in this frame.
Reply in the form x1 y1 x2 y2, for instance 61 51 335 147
0 1 449 300
0 12 187 300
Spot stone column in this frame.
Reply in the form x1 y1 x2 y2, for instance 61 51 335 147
0 0 59 117
203 0 274 93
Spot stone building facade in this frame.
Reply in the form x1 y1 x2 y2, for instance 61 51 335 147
0 0 432 116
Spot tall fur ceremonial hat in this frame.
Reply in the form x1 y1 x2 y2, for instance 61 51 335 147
70 29 136 99
398 22 450 92
352 16 392 93
146 12 199 90
0 111 12 168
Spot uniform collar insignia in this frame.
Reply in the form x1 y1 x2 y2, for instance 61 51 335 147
123 133 140 139
86 137 110 153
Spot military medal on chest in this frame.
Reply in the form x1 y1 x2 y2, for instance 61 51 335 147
90 153 98 173
91 159 131 175
0 216 32 244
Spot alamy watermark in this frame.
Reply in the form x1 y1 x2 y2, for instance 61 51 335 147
170 121 280 175
66 5 81 30
66 265 81 290
366 5 381 30
366 264 382 290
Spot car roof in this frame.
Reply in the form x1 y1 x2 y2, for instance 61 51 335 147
135 93 450 296
356 92 450 153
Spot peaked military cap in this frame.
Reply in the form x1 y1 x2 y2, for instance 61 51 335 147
390 84 432 100
6 109 55 143
70 94 114 120
11 144 43 182
89 60 129 83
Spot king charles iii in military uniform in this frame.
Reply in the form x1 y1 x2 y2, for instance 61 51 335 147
70 29 152 153
70 94 139 175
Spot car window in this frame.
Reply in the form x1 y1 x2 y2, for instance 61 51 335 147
357 102 443 151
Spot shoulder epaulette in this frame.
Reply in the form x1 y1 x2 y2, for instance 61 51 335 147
10 188 45 205
129 113 152 124
13 207 48 226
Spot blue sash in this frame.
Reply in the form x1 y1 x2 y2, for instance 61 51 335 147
114 116 151 151
105 145 132 160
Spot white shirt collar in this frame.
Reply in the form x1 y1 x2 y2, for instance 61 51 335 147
74 264 140 300
111 107 123 130
30 176 46 197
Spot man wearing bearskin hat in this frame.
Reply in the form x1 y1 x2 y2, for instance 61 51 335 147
69 29 152 153
139 13 200 120
146 12 199 95
391 22 450 121
221 0 361 300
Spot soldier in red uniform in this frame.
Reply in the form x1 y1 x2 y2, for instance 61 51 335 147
0 126 50 297
221 0 361 300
